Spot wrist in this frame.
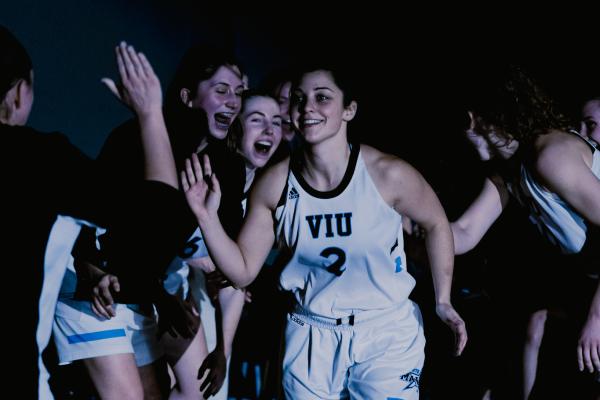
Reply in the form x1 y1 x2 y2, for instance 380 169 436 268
137 108 163 123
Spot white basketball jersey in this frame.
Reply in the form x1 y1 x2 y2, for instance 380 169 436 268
275 145 413 318
518 131 600 253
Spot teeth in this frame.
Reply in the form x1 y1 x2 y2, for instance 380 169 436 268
214 113 233 127
254 141 273 153
303 119 321 125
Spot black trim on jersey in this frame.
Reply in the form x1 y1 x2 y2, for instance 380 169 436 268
277 181 288 207
277 157 293 208
291 143 360 199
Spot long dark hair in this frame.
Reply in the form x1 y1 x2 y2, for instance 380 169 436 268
0 26 32 101
163 43 242 169
466 65 573 148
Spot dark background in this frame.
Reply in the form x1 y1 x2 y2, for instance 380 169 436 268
3 6 598 398
2 5 597 158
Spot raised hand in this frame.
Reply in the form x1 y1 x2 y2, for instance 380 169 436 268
436 303 468 356
181 153 221 224
102 41 161 118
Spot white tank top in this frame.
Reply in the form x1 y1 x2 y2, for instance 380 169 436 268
518 131 600 253
274 145 413 318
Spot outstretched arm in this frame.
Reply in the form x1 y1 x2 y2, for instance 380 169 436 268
182 153 280 287
451 177 506 254
388 158 467 356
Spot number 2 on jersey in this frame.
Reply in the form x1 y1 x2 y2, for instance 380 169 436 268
321 247 346 276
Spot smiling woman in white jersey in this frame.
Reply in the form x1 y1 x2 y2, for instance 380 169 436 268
181 62 467 399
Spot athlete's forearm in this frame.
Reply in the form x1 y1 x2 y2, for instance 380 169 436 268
425 221 455 305
587 281 600 320
138 112 177 188
200 216 253 287
218 286 245 357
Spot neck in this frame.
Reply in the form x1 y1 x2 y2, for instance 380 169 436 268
244 162 257 192
301 133 351 191
196 136 209 153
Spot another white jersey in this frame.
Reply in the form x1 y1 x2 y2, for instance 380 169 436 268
163 227 209 297
518 131 600 253
275 145 413 318
41 215 102 400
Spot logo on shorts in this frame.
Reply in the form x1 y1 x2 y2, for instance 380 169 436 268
288 187 299 200
400 368 420 391
290 314 305 326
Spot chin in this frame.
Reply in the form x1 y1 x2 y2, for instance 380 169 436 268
251 156 267 169
209 127 228 140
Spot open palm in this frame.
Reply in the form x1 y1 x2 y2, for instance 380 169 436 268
181 153 221 223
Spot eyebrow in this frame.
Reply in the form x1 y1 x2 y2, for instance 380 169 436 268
246 111 266 118
314 87 334 92
246 111 282 119
212 81 244 89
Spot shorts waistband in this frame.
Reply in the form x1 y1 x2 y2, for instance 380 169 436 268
290 302 410 330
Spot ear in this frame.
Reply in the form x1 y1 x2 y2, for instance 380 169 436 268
180 88 193 108
342 101 357 122
0 83 19 124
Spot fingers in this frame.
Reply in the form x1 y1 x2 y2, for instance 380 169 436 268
198 359 208 380
578 340 600 373
585 344 598 373
91 298 111 319
584 345 594 373
126 43 145 79
110 276 121 293
138 52 155 79
185 157 197 186
200 370 213 393
455 322 468 356
101 78 120 100
210 172 221 195
91 289 113 319
593 345 600 372
202 154 212 181
181 169 190 191
115 45 127 84
118 42 136 83
100 281 115 307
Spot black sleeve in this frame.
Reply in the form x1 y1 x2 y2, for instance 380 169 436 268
201 143 246 239
49 127 196 301
97 118 145 183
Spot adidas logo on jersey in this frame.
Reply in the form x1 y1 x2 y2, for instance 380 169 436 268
288 187 299 200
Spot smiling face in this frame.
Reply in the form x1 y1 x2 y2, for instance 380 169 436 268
238 96 283 169
290 70 355 146
191 65 244 139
